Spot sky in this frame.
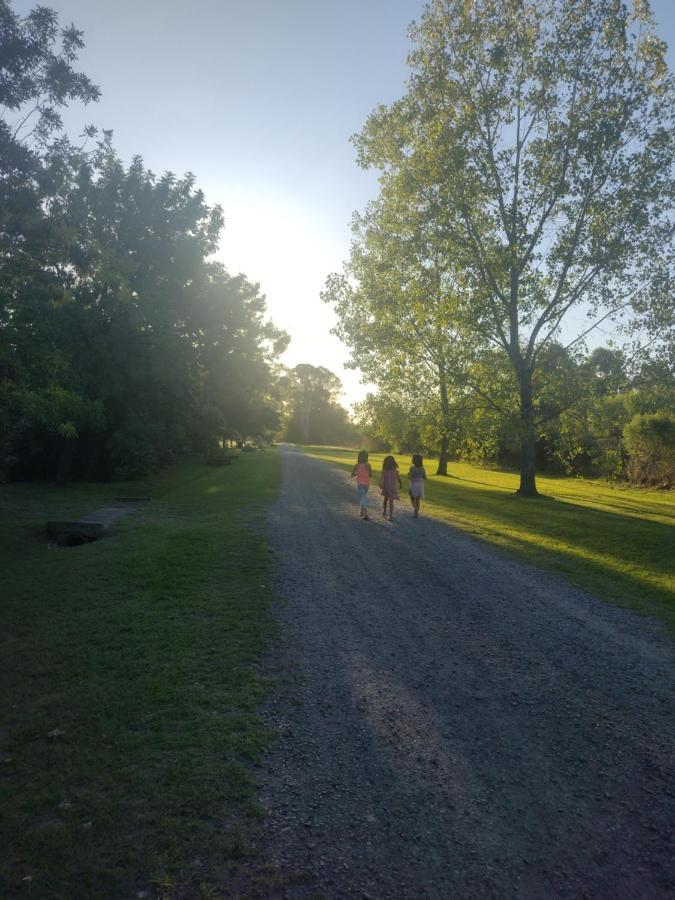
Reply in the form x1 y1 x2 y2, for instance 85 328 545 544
11 0 675 408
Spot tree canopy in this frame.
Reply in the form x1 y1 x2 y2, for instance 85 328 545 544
280 364 355 446
326 0 675 494
0 0 288 480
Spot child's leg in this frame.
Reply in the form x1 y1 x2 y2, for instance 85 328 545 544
382 495 387 516
362 486 370 519
388 499 395 520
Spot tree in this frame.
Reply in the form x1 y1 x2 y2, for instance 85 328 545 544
353 392 424 453
281 365 354 446
193 266 289 448
0 1 101 302
0 0 104 479
13 150 288 478
323 180 480 474
349 0 675 495
1 1 289 480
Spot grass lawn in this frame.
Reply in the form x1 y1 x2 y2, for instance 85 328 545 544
302 446 675 634
0 451 280 898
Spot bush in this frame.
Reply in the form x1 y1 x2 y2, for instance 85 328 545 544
596 448 628 482
623 412 674 486
106 418 189 479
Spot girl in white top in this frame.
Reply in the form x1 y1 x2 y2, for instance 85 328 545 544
408 453 427 518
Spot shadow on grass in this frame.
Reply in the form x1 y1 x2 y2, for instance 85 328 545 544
304 447 674 634
428 479 673 631
0 454 281 898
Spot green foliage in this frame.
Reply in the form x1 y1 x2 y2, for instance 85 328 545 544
280 364 355 445
330 0 675 495
545 352 675 479
353 393 425 454
624 412 675 486
0 1 287 481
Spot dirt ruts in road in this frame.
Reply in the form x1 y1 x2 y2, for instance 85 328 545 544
255 446 675 899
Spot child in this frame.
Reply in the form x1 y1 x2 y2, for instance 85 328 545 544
380 455 402 521
408 453 427 518
351 450 372 520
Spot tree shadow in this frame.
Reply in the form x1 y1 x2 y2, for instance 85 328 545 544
303 448 673 631
422 476 674 631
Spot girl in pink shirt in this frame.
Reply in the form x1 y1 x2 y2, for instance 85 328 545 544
350 449 372 520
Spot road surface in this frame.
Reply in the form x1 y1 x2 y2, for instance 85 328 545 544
254 445 674 899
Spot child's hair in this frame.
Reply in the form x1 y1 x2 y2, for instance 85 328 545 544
357 449 369 463
382 455 398 470
412 453 423 467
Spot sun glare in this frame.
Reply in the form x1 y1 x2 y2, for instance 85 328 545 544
212 185 374 409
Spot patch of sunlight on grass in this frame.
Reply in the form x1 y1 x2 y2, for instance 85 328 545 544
300 444 674 633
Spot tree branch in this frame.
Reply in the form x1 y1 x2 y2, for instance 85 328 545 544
562 300 634 352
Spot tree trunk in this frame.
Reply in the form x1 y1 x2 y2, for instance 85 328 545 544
516 368 539 497
56 437 75 486
300 398 311 444
436 433 449 476
436 364 450 476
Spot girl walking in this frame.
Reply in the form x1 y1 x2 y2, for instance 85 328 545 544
380 455 402 521
351 450 372 520
408 453 427 518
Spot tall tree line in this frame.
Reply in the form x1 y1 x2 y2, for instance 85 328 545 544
0 1 287 481
324 0 675 494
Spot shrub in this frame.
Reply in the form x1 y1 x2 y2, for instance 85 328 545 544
623 412 674 486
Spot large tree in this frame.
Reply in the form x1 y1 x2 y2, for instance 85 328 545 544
0 1 288 480
323 176 508 474
344 0 675 495
0 0 104 479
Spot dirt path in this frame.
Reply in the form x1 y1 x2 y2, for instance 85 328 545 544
255 446 674 899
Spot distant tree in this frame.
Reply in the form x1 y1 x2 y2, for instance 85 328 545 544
353 392 428 455
536 347 674 478
348 0 675 496
281 365 354 446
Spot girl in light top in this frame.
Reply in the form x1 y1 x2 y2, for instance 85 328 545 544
408 453 427 518
380 455 402 521
351 449 372 520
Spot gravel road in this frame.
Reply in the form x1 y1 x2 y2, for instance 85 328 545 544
255 445 675 899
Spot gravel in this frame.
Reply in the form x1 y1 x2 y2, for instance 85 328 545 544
253 445 675 899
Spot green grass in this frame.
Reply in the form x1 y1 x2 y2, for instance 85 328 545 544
0 452 280 898
302 445 675 634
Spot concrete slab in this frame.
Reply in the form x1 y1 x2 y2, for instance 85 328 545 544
46 499 149 544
